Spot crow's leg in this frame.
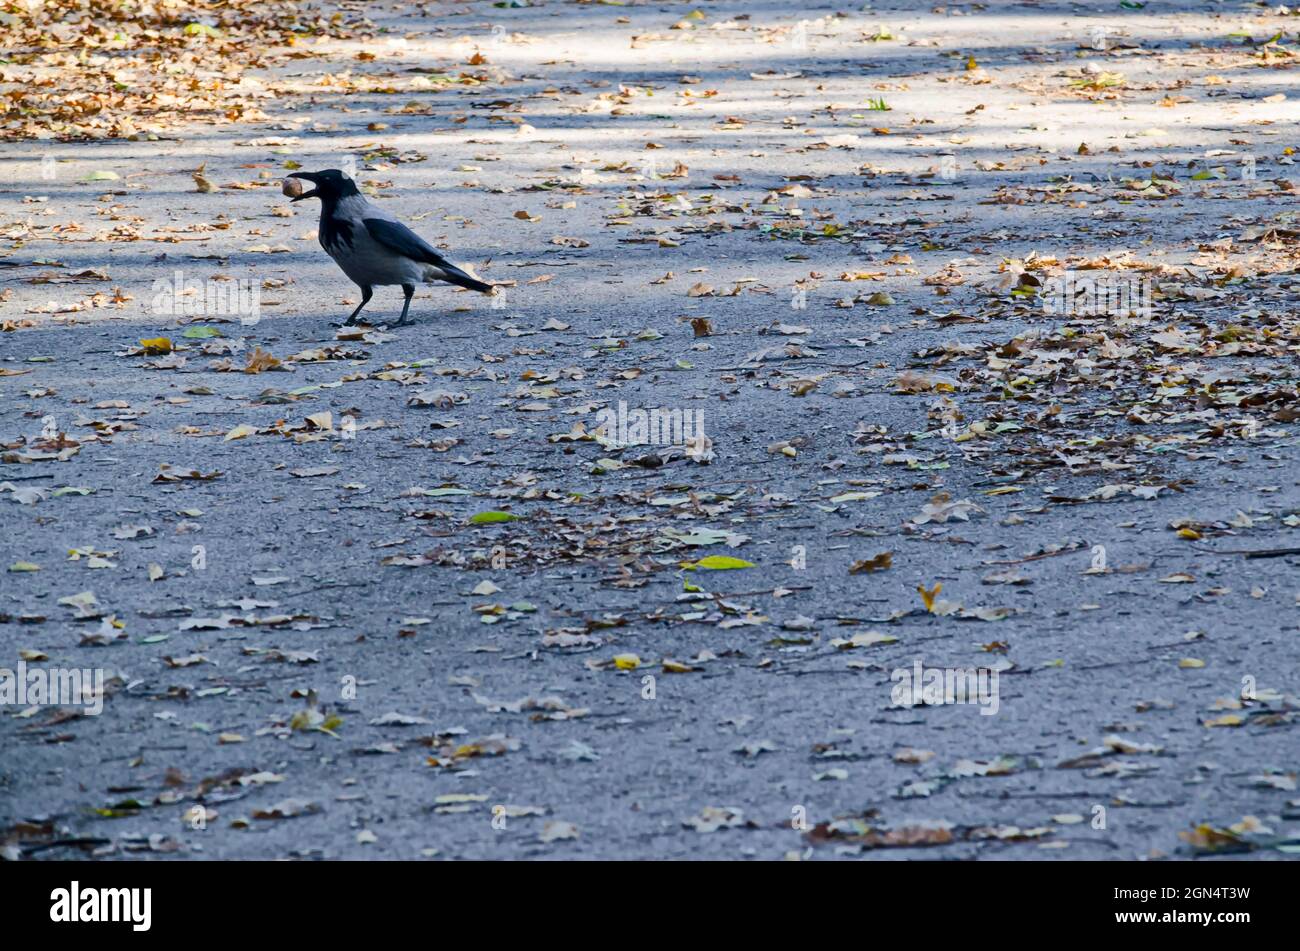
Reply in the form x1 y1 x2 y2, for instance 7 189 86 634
342 286 373 326
393 284 415 327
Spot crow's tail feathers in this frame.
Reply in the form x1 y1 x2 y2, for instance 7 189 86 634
428 262 494 294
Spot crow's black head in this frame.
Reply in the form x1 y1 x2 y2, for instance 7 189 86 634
286 169 359 204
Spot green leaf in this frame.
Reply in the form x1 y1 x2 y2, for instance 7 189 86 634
182 326 221 339
469 510 519 524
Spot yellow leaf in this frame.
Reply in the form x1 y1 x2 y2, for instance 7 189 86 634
320 714 344 734
613 653 641 670
224 424 257 441
1179 823 1247 853
686 555 756 570
1179 658 1205 669
918 583 942 612
1203 714 1243 728
849 552 892 574
139 337 173 355
245 346 281 374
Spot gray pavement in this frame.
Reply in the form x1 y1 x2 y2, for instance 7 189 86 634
1 0 1297 860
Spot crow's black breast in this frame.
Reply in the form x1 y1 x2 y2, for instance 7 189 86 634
321 216 354 254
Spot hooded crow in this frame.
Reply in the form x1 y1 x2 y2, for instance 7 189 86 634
285 169 494 326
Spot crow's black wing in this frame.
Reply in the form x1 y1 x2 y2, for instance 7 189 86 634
363 217 448 267
363 218 493 293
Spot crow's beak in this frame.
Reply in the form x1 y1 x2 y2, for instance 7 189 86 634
286 172 319 202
